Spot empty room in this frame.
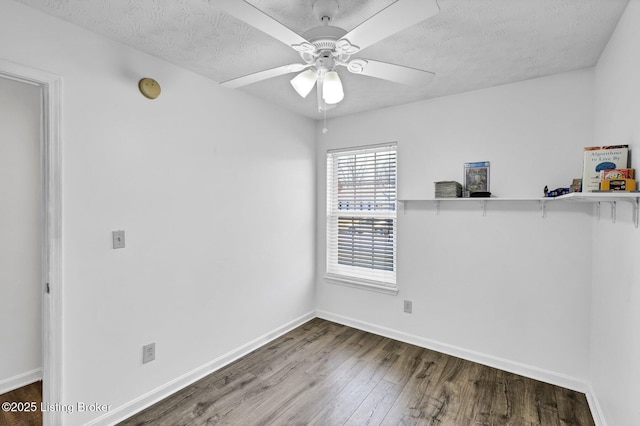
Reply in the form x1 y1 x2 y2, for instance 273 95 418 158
0 0 638 425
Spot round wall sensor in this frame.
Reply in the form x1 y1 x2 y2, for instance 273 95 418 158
138 78 161 99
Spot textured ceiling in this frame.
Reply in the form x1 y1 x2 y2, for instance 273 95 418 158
15 0 630 119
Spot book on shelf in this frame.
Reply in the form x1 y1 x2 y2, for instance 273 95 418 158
434 181 462 198
463 161 490 197
582 145 628 192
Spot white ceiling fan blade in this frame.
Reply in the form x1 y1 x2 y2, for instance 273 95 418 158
221 64 308 88
350 59 435 86
338 0 439 53
216 0 311 49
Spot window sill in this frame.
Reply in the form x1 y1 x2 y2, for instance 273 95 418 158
324 274 398 295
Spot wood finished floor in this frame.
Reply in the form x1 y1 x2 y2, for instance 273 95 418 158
120 318 594 426
0 380 42 426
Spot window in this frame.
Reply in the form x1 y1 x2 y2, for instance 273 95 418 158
326 143 397 293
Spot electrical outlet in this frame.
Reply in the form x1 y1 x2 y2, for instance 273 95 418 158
142 343 155 364
404 300 413 314
112 230 125 249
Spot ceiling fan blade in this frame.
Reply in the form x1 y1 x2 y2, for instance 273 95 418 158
350 59 435 86
221 64 308 88
216 0 310 49
338 0 439 53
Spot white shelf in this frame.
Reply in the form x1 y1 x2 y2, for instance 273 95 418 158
552 192 640 203
398 192 640 227
400 197 542 202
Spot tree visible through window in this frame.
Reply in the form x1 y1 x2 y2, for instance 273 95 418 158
326 144 397 289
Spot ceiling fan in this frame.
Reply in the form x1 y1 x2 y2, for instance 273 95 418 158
216 0 439 113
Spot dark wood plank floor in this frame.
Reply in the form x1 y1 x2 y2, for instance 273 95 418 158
0 380 42 426
119 318 594 425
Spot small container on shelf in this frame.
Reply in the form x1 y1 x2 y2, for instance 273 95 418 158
599 168 635 180
469 191 491 198
600 178 637 191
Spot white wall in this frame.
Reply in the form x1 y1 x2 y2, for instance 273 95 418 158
0 1 316 425
316 70 595 389
592 1 640 425
0 77 42 393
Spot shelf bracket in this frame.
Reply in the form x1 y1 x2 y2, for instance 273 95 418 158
609 201 617 224
400 200 406 215
436 200 440 216
595 202 600 221
539 200 547 219
623 197 640 228
480 200 487 217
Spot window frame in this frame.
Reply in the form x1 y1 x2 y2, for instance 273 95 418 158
325 143 398 295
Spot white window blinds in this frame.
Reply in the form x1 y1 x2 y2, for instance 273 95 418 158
326 143 397 289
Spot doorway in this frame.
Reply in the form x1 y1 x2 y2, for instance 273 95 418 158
0 60 62 426
0 75 42 411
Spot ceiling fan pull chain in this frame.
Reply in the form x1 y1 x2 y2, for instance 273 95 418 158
322 107 328 134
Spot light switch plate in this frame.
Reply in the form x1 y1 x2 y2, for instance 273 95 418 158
112 230 125 249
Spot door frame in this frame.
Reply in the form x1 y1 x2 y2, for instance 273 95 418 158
0 59 63 426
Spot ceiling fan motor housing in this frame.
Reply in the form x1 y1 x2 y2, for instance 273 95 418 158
301 25 348 51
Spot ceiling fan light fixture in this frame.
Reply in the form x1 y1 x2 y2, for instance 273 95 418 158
322 70 344 104
290 69 318 98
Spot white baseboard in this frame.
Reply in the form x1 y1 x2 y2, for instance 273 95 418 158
85 310 603 426
585 384 607 426
316 310 589 393
87 311 315 426
0 368 42 395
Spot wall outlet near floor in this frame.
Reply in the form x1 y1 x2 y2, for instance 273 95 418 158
404 300 413 314
142 342 155 364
